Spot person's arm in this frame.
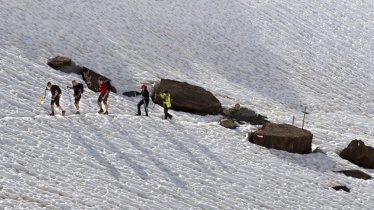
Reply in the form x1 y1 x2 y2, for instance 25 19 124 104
52 91 59 99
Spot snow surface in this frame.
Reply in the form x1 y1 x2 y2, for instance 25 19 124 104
1 0 374 209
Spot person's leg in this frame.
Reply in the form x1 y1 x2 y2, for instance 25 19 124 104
145 101 149 116
137 100 144 115
98 95 104 113
50 104 55 115
167 107 172 119
75 96 80 112
103 95 109 114
164 106 168 119
54 96 65 115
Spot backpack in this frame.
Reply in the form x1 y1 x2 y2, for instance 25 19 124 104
105 80 112 92
54 85 62 94
77 83 84 93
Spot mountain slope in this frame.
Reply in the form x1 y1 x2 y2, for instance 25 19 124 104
1 0 374 209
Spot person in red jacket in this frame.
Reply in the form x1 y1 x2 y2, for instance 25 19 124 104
97 77 109 114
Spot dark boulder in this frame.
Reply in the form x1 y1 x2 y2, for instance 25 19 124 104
151 79 222 115
336 170 372 180
332 186 350 192
81 67 117 93
248 123 313 154
123 91 141 97
339 140 374 169
223 103 269 125
47 56 72 69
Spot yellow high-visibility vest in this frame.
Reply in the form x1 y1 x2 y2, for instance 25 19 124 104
160 93 171 108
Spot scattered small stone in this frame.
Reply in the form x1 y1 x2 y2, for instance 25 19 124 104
332 186 350 192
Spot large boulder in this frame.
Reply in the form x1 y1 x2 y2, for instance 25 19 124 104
47 56 72 69
151 79 222 115
81 67 117 93
248 123 313 154
339 140 374 169
223 103 269 125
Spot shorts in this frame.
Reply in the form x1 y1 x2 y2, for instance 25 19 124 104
51 95 60 106
74 95 81 104
98 94 108 105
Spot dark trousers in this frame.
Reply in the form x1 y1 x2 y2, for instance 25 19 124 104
138 100 149 116
164 106 172 119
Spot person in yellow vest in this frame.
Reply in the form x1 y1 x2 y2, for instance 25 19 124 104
160 90 173 120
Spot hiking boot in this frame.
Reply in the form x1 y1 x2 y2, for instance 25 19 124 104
62 110 66 116
98 109 104 114
104 111 109 115
136 113 141 116
49 112 55 116
75 111 80 114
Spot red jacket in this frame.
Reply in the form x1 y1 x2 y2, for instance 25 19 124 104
100 83 108 96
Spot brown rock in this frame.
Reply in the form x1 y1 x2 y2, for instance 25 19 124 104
248 123 313 154
47 56 72 69
339 140 374 169
151 79 222 115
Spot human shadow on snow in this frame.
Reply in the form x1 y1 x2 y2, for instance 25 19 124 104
101 138 149 180
122 130 187 188
77 137 121 180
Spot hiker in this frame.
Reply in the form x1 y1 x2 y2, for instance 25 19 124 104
160 90 172 119
67 80 84 114
137 84 150 116
97 77 109 114
46 82 66 116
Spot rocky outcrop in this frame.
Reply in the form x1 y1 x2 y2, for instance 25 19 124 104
82 67 117 93
47 56 72 69
339 140 374 169
336 170 372 180
220 118 238 129
248 123 313 154
48 56 117 93
222 103 269 125
151 79 222 115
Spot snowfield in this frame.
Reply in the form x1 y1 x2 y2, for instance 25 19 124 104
1 0 374 209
